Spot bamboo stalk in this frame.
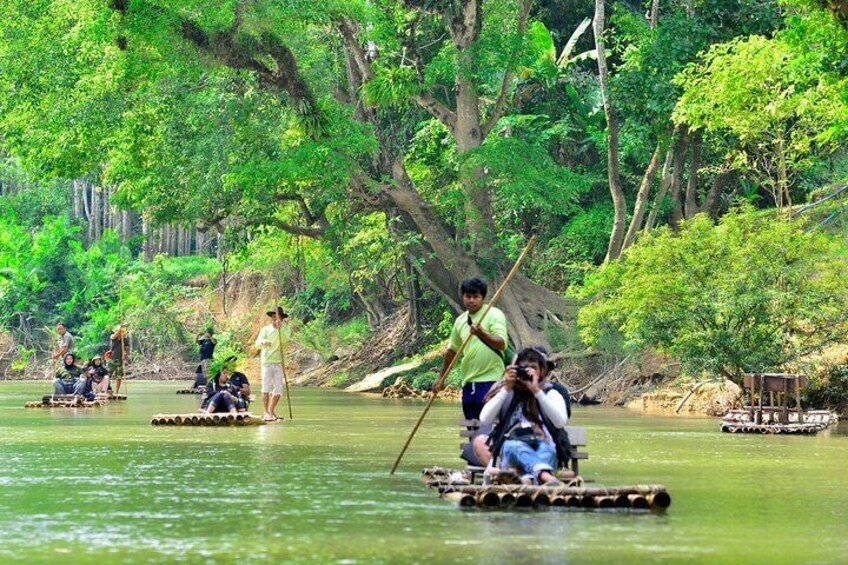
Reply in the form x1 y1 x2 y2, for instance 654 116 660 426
479 491 500 508
443 491 476 507
533 492 551 507
628 494 649 509
614 494 631 508
596 496 615 509
647 492 672 509
390 236 538 474
515 493 533 508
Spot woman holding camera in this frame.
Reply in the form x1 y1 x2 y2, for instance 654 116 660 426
200 356 250 414
479 347 569 485
200 367 238 415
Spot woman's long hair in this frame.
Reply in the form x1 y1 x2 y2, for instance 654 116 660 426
484 347 552 426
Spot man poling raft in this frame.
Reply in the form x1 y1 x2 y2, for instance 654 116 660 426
391 237 537 474
253 306 293 422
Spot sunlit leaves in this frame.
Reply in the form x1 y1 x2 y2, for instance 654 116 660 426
578 208 848 380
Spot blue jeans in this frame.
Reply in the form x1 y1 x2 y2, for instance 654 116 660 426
205 391 236 412
501 439 557 479
53 378 86 396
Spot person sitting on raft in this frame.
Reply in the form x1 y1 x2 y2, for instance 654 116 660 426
478 347 570 486
200 357 250 414
53 353 87 396
85 355 110 393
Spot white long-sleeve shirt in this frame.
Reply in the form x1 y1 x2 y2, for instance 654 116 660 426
479 387 568 431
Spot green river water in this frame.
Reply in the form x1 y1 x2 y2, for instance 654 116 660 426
0 381 845 564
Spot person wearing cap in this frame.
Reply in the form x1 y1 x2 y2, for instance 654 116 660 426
477 346 570 485
85 355 110 393
108 324 127 394
253 306 289 421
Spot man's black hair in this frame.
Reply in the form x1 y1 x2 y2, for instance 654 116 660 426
460 278 487 298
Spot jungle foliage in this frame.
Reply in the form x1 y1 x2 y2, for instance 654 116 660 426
578 208 848 383
1 0 848 383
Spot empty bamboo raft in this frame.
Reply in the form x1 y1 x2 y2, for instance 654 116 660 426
150 412 266 426
25 395 104 408
720 409 837 434
176 388 205 395
422 468 671 511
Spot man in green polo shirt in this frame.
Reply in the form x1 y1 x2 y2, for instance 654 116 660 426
440 278 508 420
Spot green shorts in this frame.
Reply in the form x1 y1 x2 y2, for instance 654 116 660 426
108 360 124 379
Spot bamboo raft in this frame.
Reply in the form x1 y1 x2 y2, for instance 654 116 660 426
150 412 267 426
176 387 205 395
723 373 839 434
422 468 671 511
25 395 104 408
720 409 837 434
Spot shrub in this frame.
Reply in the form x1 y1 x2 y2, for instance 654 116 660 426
578 208 848 384
803 364 848 415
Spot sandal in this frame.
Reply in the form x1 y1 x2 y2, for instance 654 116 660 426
493 471 522 485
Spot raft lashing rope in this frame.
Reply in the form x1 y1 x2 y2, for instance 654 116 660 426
422 468 671 511
150 412 268 426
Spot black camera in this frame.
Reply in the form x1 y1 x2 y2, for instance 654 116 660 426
515 365 532 381
225 383 240 395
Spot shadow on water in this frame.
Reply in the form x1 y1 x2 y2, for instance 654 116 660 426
0 382 846 564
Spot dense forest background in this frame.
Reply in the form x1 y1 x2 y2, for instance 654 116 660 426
1 0 847 411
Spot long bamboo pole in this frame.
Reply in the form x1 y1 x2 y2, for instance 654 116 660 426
277 319 293 419
119 324 127 397
389 236 537 474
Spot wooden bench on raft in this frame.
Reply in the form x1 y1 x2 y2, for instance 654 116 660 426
459 419 589 483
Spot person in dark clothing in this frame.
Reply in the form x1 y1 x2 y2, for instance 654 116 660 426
53 353 86 396
194 328 217 388
200 356 250 413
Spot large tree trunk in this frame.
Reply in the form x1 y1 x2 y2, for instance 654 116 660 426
594 0 627 262
669 127 689 226
111 0 572 349
684 131 702 219
700 165 736 217
645 145 675 231
622 144 662 251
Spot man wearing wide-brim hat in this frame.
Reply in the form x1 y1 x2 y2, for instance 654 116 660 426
253 306 289 421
